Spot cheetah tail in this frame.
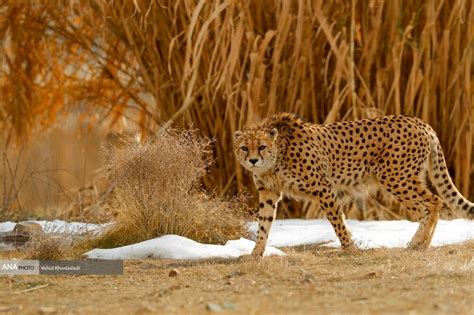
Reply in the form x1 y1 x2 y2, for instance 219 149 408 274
428 139 474 218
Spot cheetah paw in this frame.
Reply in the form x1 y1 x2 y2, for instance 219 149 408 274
342 243 360 253
407 241 429 250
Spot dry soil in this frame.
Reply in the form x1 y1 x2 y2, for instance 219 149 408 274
0 242 473 314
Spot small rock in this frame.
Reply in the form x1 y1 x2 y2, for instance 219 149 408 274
168 268 180 277
206 303 223 312
303 273 316 283
206 302 235 312
448 249 457 255
14 222 44 235
363 271 379 278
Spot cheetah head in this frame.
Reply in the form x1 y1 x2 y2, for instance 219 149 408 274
233 128 278 174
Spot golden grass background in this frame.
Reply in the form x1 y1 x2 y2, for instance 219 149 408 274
0 0 472 219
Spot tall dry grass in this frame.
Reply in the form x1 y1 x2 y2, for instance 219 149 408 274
0 1 472 219
0 116 110 221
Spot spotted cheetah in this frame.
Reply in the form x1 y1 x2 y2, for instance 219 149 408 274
233 113 473 256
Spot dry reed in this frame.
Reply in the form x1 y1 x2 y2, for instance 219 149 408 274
0 1 472 219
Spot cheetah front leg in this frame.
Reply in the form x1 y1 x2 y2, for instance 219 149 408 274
320 191 356 250
251 190 282 256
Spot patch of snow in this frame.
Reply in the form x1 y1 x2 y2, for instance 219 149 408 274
85 235 284 260
249 219 474 249
0 220 108 234
0 221 17 233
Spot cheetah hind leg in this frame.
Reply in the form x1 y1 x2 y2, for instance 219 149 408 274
407 193 442 250
378 174 442 250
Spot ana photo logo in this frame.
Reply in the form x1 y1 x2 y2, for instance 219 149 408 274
1 263 34 270
0 260 39 275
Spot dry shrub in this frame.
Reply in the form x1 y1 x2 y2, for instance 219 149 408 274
22 234 71 260
94 128 249 248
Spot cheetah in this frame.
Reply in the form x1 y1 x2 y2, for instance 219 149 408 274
233 113 474 256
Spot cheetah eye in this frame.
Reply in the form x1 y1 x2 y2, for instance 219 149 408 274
258 145 267 151
240 146 248 152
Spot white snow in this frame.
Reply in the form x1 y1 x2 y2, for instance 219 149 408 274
248 219 474 249
0 221 16 233
0 220 108 234
85 235 284 260
2 218 473 261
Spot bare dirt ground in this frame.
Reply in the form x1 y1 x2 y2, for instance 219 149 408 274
0 242 473 315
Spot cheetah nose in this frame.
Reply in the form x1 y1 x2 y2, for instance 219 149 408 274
249 158 258 165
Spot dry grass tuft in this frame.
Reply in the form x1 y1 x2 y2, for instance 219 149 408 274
21 234 72 260
93 128 249 248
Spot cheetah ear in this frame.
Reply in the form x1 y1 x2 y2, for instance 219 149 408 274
233 131 243 141
268 128 278 139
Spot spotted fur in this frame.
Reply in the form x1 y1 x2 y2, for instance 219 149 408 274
234 113 473 256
